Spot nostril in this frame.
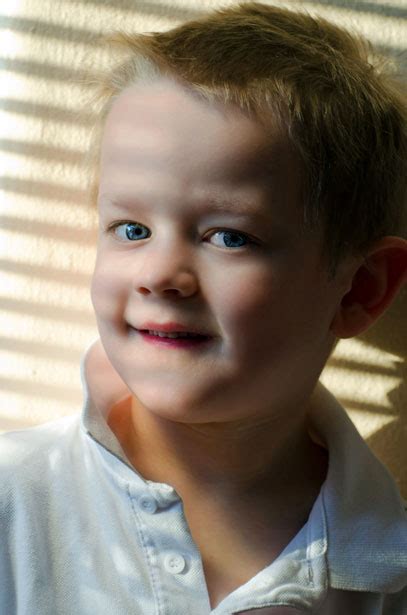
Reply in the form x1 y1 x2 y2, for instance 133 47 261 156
137 287 151 296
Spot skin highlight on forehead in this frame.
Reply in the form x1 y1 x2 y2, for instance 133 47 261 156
103 80 294 177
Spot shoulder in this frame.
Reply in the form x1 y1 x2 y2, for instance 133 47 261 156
0 415 81 506
0 414 80 465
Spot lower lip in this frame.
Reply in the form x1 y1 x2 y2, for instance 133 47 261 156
137 330 213 349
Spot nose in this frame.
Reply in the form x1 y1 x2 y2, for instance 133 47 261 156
135 242 199 299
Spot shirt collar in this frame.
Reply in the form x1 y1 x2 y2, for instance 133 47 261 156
79 337 407 595
310 384 407 593
80 338 133 468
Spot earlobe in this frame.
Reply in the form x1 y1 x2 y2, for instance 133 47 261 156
330 236 407 339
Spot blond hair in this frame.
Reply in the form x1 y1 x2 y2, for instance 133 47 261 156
82 1 407 271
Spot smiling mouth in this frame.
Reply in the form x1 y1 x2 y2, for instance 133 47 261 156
140 329 210 339
134 328 213 348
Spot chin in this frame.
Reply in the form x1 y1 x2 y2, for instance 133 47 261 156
129 382 207 424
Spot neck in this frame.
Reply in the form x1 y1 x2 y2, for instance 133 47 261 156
108 395 328 502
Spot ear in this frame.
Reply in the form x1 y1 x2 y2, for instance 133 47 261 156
330 236 407 339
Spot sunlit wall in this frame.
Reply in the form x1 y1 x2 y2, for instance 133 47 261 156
0 0 406 496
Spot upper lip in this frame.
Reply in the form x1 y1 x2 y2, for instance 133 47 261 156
136 321 213 336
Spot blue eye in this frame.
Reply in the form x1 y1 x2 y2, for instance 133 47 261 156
108 223 253 249
113 222 150 241
209 230 250 249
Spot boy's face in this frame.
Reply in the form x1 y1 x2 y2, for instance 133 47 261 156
91 80 347 425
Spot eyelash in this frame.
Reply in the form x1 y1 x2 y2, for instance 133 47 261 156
106 221 257 250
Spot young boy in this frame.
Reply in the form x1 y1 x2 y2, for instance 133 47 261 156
1 3 406 613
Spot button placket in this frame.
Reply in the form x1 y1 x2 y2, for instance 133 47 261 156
128 485 211 612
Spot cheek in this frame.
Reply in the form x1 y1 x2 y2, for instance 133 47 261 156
219 263 329 351
214 265 280 336
90 255 128 322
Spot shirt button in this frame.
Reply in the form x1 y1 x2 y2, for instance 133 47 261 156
138 494 158 514
163 552 186 574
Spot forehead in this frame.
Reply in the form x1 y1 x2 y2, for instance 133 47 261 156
99 80 302 217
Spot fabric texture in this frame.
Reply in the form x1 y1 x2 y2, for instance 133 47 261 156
0 338 406 614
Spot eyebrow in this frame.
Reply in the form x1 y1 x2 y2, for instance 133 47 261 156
203 196 270 219
98 193 272 221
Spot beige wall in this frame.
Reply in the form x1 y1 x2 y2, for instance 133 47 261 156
1 0 406 496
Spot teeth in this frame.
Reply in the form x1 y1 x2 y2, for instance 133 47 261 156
148 330 199 338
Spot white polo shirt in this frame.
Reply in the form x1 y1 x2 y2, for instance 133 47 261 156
1 339 406 614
